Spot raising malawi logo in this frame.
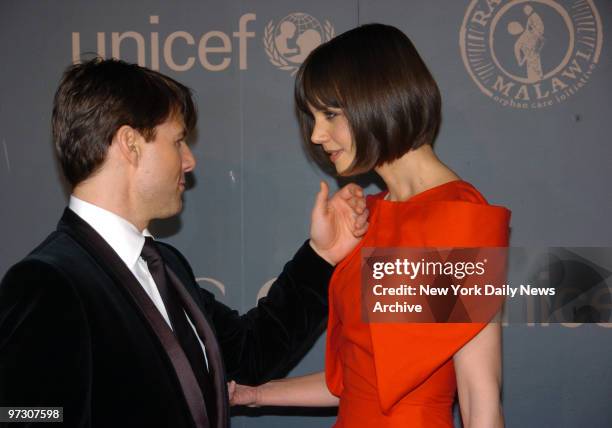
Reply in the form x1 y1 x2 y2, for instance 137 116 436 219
460 0 602 109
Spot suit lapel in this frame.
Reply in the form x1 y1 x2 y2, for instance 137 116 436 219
57 209 210 428
166 267 229 427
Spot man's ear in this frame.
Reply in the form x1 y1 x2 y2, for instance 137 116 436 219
114 125 141 164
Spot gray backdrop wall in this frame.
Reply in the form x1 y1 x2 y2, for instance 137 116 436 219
1 1 610 427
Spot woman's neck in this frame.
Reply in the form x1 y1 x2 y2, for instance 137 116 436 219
375 144 460 202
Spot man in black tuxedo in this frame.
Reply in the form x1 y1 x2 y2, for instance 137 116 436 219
0 59 368 427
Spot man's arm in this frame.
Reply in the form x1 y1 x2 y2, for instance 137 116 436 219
171 183 367 384
197 241 332 384
0 260 91 427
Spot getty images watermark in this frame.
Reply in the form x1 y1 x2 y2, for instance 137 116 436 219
361 247 612 325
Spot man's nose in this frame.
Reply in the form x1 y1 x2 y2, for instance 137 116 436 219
181 143 196 172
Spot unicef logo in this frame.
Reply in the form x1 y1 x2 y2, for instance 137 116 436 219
460 0 602 109
264 13 335 74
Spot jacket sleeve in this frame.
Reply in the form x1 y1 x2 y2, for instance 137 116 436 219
162 240 334 385
0 259 92 428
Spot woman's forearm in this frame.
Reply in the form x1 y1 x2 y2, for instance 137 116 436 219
455 322 504 428
460 383 504 428
258 371 339 407
231 371 339 407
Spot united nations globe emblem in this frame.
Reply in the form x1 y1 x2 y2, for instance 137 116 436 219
264 13 335 74
460 0 602 109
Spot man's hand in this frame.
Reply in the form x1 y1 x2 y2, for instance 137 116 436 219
310 181 369 265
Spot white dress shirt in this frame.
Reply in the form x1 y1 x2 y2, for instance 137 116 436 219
69 196 208 369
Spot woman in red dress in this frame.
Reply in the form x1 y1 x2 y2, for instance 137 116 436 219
230 23 510 427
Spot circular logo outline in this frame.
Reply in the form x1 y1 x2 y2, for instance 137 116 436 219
263 12 335 75
460 0 602 107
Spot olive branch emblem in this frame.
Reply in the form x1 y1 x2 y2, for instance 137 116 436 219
263 18 335 75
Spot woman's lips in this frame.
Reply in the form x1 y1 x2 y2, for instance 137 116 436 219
327 149 343 162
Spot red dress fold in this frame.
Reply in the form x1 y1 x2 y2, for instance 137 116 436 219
326 181 511 427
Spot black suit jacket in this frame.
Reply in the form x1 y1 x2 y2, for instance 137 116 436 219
0 209 333 427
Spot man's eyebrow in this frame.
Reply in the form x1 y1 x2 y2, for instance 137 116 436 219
177 129 187 140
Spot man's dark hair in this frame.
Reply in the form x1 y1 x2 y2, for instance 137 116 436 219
52 58 197 186
295 23 441 176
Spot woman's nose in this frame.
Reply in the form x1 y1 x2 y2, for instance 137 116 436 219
310 121 328 145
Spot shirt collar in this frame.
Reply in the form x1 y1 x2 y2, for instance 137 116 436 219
68 195 153 269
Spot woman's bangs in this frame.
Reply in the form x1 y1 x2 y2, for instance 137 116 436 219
296 53 342 116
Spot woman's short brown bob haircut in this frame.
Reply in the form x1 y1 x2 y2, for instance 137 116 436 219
295 23 441 175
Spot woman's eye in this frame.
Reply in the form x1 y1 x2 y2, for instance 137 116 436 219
324 110 337 120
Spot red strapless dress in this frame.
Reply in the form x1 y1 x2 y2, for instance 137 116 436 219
326 181 511 427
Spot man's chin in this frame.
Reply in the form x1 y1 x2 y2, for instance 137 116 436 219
157 200 183 219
